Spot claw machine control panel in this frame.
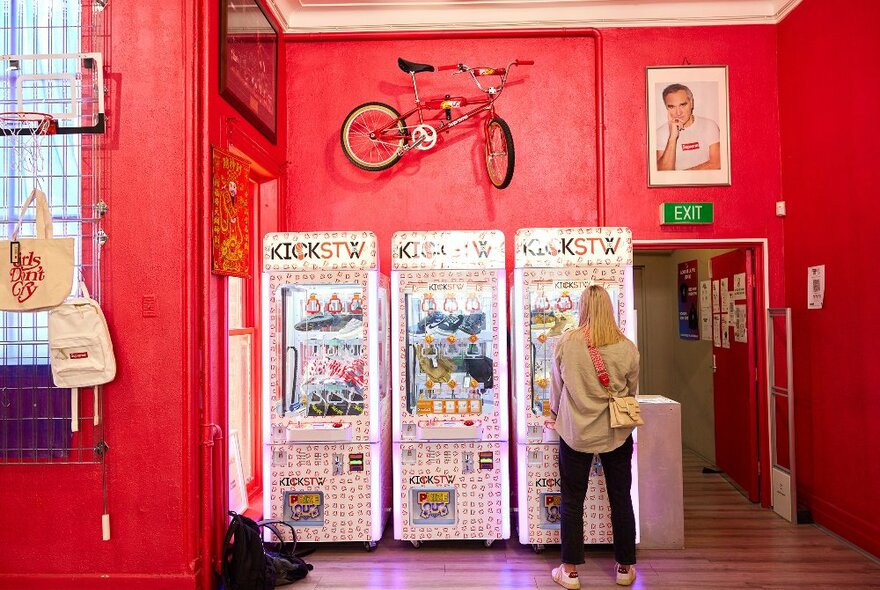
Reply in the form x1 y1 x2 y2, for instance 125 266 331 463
511 227 638 549
391 230 510 544
262 231 391 546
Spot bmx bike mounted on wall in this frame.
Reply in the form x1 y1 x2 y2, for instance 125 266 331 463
340 57 533 189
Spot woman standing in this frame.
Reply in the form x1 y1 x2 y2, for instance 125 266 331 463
548 285 640 588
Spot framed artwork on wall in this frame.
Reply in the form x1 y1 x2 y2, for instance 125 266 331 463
211 146 251 277
220 0 279 144
646 65 730 187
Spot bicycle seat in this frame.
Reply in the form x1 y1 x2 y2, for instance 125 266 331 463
398 57 435 74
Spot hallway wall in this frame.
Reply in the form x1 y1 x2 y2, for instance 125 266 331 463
778 0 880 557
635 249 728 464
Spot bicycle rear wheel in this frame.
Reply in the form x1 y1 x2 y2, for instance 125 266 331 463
341 102 407 171
485 117 515 189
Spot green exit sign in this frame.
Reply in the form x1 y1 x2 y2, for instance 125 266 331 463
660 202 714 225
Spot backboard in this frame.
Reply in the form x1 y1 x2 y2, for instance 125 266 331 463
0 52 105 135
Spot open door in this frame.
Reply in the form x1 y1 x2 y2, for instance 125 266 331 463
710 249 759 501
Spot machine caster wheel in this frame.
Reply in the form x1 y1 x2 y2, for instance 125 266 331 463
364 541 377 552
484 539 494 548
532 543 545 554
411 540 422 548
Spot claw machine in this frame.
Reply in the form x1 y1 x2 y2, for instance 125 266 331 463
262 231 391 550
391 230 510 547
511 227 639 551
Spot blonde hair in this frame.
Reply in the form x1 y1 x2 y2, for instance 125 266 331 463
578 284 626 347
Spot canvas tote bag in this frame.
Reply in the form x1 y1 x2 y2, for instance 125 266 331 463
0 189 74 311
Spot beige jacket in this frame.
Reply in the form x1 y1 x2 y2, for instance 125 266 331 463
550 328 640 453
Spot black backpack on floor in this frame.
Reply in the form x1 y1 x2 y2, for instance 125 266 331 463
221 511 314 589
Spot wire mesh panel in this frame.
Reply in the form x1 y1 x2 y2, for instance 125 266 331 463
0 0 105 465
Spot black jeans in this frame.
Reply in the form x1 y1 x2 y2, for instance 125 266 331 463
559 435 636 566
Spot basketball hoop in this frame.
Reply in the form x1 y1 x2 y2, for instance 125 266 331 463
0 111 58 177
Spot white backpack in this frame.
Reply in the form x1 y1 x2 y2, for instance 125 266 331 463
48 281 116 431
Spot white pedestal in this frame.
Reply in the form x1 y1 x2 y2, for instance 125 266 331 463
636 395 684 549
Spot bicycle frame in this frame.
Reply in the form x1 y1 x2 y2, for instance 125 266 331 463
378 63 519 152
341 58 532 188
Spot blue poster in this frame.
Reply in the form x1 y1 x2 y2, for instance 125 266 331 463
678 260 699 340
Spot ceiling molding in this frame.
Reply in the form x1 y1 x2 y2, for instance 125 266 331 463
264 0 802 35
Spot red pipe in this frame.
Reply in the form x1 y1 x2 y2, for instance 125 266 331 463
285 28 606 225
190 0 222 588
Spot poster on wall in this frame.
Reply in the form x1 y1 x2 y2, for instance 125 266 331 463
808 264 825 309
733 272 746 299
720 278 730 314
721 314 731 348
699 279 712 341
678 260 699 340
211 146 251 278
712 280 720 313
646 65 731 187
734 304 748 343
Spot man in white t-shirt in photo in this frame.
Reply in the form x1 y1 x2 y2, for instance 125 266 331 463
656 83 721 171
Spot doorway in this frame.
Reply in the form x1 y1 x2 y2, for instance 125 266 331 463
633 242 767 505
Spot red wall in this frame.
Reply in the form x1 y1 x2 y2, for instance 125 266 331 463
8 4 873 588
778 0 880 556
285 28 784 297
0 2 197 588
0 0 287 588
285 24 785 512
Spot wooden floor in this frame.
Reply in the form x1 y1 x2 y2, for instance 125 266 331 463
292 451 880 589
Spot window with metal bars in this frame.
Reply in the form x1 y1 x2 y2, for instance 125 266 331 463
0 0 105 464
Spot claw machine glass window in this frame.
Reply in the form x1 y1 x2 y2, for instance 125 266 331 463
527 282 622 416
403 281 495 417
281 284 366 418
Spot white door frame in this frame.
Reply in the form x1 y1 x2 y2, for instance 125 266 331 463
634 238 772 507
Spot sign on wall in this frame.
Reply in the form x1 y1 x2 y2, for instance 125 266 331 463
678 260 699 340
211 146 251 278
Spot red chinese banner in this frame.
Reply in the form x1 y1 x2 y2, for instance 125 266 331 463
211 147 251 277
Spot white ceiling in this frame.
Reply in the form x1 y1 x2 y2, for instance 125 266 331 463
265 0 802 34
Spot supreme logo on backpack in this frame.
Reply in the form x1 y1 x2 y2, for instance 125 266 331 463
222 511 313 590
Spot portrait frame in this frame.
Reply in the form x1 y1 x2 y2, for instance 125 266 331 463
220 0 279 144
646 66 730 187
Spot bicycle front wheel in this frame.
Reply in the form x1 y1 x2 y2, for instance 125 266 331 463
341 102 407 171
485 117 515 189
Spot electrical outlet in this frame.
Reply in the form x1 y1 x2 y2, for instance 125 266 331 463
775 201 786 217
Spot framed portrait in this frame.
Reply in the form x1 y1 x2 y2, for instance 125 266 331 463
220 0 279 144
646 66 730 187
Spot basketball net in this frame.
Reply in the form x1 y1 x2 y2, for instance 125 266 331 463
0 112 57 181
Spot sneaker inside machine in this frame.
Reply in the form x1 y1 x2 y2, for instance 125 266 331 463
403 283 496 419
280 283 367 418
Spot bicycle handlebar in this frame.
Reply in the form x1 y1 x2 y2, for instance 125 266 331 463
434 59 533 95
436 59 534 73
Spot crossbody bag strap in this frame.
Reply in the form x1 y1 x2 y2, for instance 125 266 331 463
583 327 611 390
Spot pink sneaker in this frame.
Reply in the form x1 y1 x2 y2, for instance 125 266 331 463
615 563 636 586
551 565 580 590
